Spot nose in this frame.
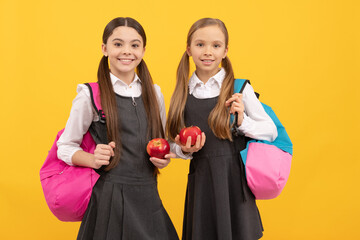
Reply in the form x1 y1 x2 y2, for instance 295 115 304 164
203 45 212 56
122 44 131 55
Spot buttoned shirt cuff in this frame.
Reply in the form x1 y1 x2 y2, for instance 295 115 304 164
237 113 251 135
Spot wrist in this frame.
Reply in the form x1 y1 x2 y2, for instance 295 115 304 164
182 149 190 155
90 154 98 169
237 113 244 126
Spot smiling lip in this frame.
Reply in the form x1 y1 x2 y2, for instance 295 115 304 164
118 58 135 65
201 59 214 65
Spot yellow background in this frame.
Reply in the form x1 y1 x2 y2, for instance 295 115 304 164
1 0 359 239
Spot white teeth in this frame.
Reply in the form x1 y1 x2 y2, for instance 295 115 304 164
119 59 133 62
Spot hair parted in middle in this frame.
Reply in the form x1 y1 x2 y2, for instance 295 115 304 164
166 18 235 141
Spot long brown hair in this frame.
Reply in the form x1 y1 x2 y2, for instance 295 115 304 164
98 17 164 171
166 18 235 141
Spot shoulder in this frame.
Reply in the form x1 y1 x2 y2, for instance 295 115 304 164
153 83 161 91
76 83 91 97
72 84 94 108
153 84 164 98
153 84 165 109
243 81 255 93
234 79 256 95
234 79 254 97
238 80 260 103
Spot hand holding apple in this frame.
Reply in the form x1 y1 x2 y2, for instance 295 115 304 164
146 138 170 159
175 126 206 154
179 126 202 146
149 152 176 169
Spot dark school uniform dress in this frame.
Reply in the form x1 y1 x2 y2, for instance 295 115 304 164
182 94 263 240
77 94 179 240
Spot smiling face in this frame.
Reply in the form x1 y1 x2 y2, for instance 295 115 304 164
102 26 145 81
187 25 228 81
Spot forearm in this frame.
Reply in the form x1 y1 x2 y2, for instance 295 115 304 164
238 114 277 141
71 150 96 168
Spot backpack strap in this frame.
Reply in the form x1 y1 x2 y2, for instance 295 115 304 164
84 82 106 123
233 79 260 98
233 79 249 94
231 79 248 135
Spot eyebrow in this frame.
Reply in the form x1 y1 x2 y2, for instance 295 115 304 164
193 39 225 44
213 40 224 44
112 38 142 43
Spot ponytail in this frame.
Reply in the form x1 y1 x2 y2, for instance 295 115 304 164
166 52 190 141
208 56 235 140
137 59 164 175
137 59 164 139
97 56 121 171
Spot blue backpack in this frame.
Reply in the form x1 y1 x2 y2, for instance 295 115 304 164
231 79 293 199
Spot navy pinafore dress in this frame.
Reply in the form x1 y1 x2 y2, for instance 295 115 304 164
77 94 179 240
182 94 263 240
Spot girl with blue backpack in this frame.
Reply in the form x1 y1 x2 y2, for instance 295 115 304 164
57 17 179 240
166 18 278 239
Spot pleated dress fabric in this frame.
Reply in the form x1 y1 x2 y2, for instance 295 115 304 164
77 94 179 240
182 94 263 240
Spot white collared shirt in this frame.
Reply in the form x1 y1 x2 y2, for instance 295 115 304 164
188 67 226 99
173 68 278 159
57 72 166 165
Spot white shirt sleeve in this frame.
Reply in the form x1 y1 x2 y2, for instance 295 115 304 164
154 84 166 133
57 84 97 165
170 141 193 159
237 83 278 142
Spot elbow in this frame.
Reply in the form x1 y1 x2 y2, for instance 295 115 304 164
56 146 67 164
269 122 278 142
56 142 64 160
57 143 76 166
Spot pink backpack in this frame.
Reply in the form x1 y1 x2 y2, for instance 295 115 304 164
40 83 103 221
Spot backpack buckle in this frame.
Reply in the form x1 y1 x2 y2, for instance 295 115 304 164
98 110 106 124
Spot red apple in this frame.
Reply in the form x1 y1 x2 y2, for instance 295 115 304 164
146 138 170 159
179 126 202 146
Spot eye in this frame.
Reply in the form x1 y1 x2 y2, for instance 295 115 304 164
214 44 221 48
196 43 204 47
114 42 122 47
132 44 139 48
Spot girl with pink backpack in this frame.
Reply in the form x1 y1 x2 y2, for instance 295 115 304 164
56 17 179 240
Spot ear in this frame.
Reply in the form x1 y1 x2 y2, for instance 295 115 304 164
101 43 108 57
140 46 146 59
223 46 228 59
186 46 192 57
